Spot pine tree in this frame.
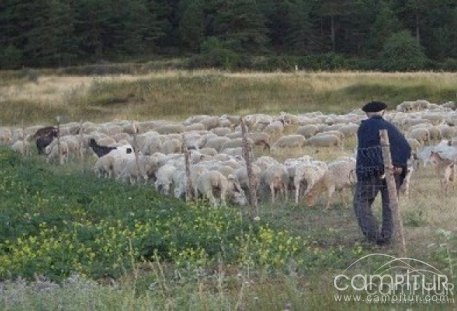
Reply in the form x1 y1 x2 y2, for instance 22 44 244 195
365 1 403 57
213 0 267 53
381 30 428 71
75 0 112 60
285 0 314 53
179 0 205 51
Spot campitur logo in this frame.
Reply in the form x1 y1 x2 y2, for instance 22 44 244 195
333 253 455 305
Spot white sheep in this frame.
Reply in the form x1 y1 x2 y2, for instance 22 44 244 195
221 147 243 157
408 127 430 145
235 164 261 196
156 123 185 135
226 132 242 139
185 123 206 132
141 134 162 155
429 151 456 193
438 124 457 140
93 154 116 178
205 136 231 152
306 134 342 149
219 114 241 128
221 138 253 150
45 141 69 165
0 127 12 146
295 125 319 138
292 160 327 204
172 169 187 199
117 155 159 184
155 164 177 195
254 156 280 171
316 130 344 141
305 158 356 209
406 138 421 153
338 123 359 138
11 139 32 156
198 147 218 157
396 100 430 112
399 159 414 197
195 170 246 206
211 127 232 136
272 135 306 149
263 120 284 136
46 135 82 160
161 138 182 154
260 164 289 203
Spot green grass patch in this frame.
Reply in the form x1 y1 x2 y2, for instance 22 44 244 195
0 149 456 309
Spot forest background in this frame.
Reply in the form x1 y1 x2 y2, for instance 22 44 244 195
1 0 457 72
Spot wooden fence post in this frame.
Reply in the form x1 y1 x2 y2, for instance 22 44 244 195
182 134 193 202
379 129 406 257
240 117 258 218
131 121 140 181
78 120 84 164
56 116 62 165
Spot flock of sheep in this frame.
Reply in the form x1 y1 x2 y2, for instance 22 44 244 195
1 99 456 207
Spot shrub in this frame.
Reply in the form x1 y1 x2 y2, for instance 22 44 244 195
0 45 23 70
187 37 241 70
380 30 428 71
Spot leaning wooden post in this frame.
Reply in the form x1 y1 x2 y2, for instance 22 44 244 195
56 116 62 165
379 129 406 257
182 134 193 202
131 122 140 181
240 117 258 218
78 120 84 163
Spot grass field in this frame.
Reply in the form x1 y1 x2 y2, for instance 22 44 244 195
1 69 457 126
0 68 456 310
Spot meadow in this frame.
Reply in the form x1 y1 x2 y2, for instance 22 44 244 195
2 69 457 126
0 68 456 310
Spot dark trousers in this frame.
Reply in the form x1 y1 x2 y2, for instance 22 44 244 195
353 173 404 244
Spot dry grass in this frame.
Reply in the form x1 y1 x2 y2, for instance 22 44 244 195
2 69 457 126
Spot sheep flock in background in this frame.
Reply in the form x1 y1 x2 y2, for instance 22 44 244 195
1 99 457 207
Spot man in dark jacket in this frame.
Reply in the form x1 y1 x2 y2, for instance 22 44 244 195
354 101 411 245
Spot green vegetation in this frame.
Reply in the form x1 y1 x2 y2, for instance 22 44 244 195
1 1 457 71
0 149 303 281
0 147 455 310
1 66 457 309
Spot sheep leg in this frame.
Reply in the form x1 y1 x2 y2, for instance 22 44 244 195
325 184 335 210
283 183 288 202
220 186 227 207
294 178 300 204
206 190 217 207
154 181 161 193
270 183 276 203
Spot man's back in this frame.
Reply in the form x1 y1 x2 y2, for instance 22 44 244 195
356 115 411 177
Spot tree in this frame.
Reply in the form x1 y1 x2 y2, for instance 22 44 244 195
178 0 205 51
147 0 180 51
380 30 428 71
365 1 403 57
104 0 153 56
285 0 314 53
318 0 355 52
0 45 23 69
75 0 112 59
213 0 267 53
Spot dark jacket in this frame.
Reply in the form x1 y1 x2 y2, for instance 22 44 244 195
356 115 411 178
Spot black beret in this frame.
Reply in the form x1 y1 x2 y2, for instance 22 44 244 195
362 101 387 112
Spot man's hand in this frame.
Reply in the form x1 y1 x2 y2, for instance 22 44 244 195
393 166 403 175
